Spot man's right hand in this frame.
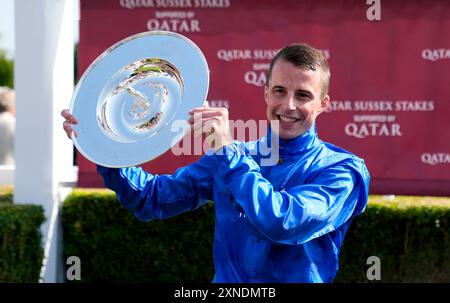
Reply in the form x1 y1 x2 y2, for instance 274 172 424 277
61 109 78 139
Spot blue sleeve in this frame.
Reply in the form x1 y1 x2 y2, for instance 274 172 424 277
97 154 214 222
214 143 369 245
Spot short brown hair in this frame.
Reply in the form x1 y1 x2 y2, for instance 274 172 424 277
266 43 330 98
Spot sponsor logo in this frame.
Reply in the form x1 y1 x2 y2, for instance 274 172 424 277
421 153 450 165
217 49 329 62
217 49 278 62
345 122 401 139
147 10 200 32
324 100 436 139
245 71 267 87
147 16 201 32
326 100 435 113
422 49 450 61
120 0 231 9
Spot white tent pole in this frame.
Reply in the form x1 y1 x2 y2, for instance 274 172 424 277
14 0 75 283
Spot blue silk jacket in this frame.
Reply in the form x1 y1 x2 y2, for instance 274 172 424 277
97 125 370 282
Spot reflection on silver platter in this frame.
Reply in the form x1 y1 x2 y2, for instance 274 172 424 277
69 31 209 167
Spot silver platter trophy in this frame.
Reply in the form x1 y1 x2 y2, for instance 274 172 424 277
69 31 209 167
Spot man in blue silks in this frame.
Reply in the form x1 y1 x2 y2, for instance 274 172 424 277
62 43 370 282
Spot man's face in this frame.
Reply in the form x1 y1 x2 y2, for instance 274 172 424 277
265 59 330 140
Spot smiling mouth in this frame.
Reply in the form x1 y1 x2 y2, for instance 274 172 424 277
276 114 301 123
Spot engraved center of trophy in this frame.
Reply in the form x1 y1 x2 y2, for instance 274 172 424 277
97 58 184 143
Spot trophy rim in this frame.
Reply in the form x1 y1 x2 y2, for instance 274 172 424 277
69 31 209 168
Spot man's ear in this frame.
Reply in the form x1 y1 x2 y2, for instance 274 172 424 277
319 95 330 114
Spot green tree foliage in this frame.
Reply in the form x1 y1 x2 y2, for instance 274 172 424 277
0 51 14 88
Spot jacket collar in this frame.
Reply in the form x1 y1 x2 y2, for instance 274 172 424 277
267 123 320 156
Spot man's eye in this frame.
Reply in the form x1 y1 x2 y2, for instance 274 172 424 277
274 89 285 95
296 93 309 99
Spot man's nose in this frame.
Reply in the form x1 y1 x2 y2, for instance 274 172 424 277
286 93 296 110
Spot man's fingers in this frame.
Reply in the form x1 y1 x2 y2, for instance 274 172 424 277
189 107 221 114
204 131 216 149
188 109 229 126
191 118 208 137
61 108 79 139
63 121 72 137
189 104 229 115
61 109 70 118
191 116 219 137
189 111 225 124
61 109 78 124
190 118 217 149
63 121 78 139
